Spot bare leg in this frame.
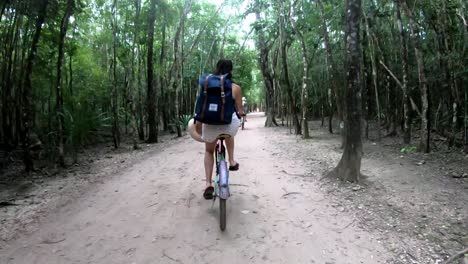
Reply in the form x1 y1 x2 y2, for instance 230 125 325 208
225 137 237 166
204 142 216 187
195 122 202 135
188 120 204 142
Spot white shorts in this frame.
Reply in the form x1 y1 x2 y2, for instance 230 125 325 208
201 113 240 143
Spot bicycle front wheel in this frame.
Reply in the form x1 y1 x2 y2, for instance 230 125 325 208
219 198 227 231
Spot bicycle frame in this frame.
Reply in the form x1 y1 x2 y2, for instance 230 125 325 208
214 138 230 200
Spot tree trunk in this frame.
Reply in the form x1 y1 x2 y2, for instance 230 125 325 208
159 24 169 131
463 81 468 154
457 0 468 152
137 45 145 140
1 11 18 146
438 0 460 148
289 6 310 138
22 0 48 172
55 0 74 166
394 0 411 144
333 0 362 182
130 0 141 149
254 0 277 127
146 0 158 143
271 46 283 126
361 25 370 139
111 0 120 148
364 14 381 141
175 1 191 138
279 10 300 135
318 0 343 133
15 14 28 147
401 0 430 153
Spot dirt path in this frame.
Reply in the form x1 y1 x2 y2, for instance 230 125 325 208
0 113 393 264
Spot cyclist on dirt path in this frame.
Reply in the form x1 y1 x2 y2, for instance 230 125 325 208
187 59 245 199
242 97 248 122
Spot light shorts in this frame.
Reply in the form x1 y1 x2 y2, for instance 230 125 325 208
201 113 240 143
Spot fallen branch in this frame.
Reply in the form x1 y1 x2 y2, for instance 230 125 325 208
41 238 66 244
162 250 183 264
281 192 302 198
443 248 468 264
0 201 17 207
147 202 159 208
340 220 356 230
280 170 307 177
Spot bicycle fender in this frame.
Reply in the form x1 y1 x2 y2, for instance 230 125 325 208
219 187 230 200
219 161 229 187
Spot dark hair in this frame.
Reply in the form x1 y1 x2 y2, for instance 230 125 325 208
214 59 233 79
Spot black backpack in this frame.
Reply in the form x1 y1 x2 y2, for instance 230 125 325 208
194 74 235 125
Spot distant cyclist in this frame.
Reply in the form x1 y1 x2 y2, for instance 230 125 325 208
242 97 247 122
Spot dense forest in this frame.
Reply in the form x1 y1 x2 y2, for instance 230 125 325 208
0 0 467 179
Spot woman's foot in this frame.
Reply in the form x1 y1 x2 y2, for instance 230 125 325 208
229 162 239 171
203 186 214 200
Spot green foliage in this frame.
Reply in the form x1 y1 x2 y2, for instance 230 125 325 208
400 145 417 154
66 105 111 147
179 115 192 131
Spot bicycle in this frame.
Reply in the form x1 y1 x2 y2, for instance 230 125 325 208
212 134 231 231
241 115 246 130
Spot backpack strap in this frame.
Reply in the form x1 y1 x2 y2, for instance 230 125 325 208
200 74 212 120
220 75 226 122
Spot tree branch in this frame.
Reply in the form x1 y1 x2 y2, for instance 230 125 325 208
186 1 226 57
379 60 403 88
379 60 422 118
235 27 254 60
456 9 467 27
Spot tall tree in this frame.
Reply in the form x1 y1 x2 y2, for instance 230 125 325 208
170 0 192 138
333 0 363 182
146 0 158 143
22 0 49 171
363 12 381 141
254 0 277 127
56 0 75 166
111 0 120 148
317 0 343 134
278 2 300 135
129 0 141 149
401 0 430 153
288 1 310 139
438 0 459 148
394 0 412 144
460 0 468 153
1 7 19 146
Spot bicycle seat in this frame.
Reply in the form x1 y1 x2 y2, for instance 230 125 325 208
217 134 231 139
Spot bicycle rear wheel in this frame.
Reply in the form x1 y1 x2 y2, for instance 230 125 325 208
219 198 227 231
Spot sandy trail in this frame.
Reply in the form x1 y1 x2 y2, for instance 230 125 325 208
0 113 390 264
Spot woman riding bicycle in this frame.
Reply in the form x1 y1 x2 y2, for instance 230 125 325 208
187 59 245 199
